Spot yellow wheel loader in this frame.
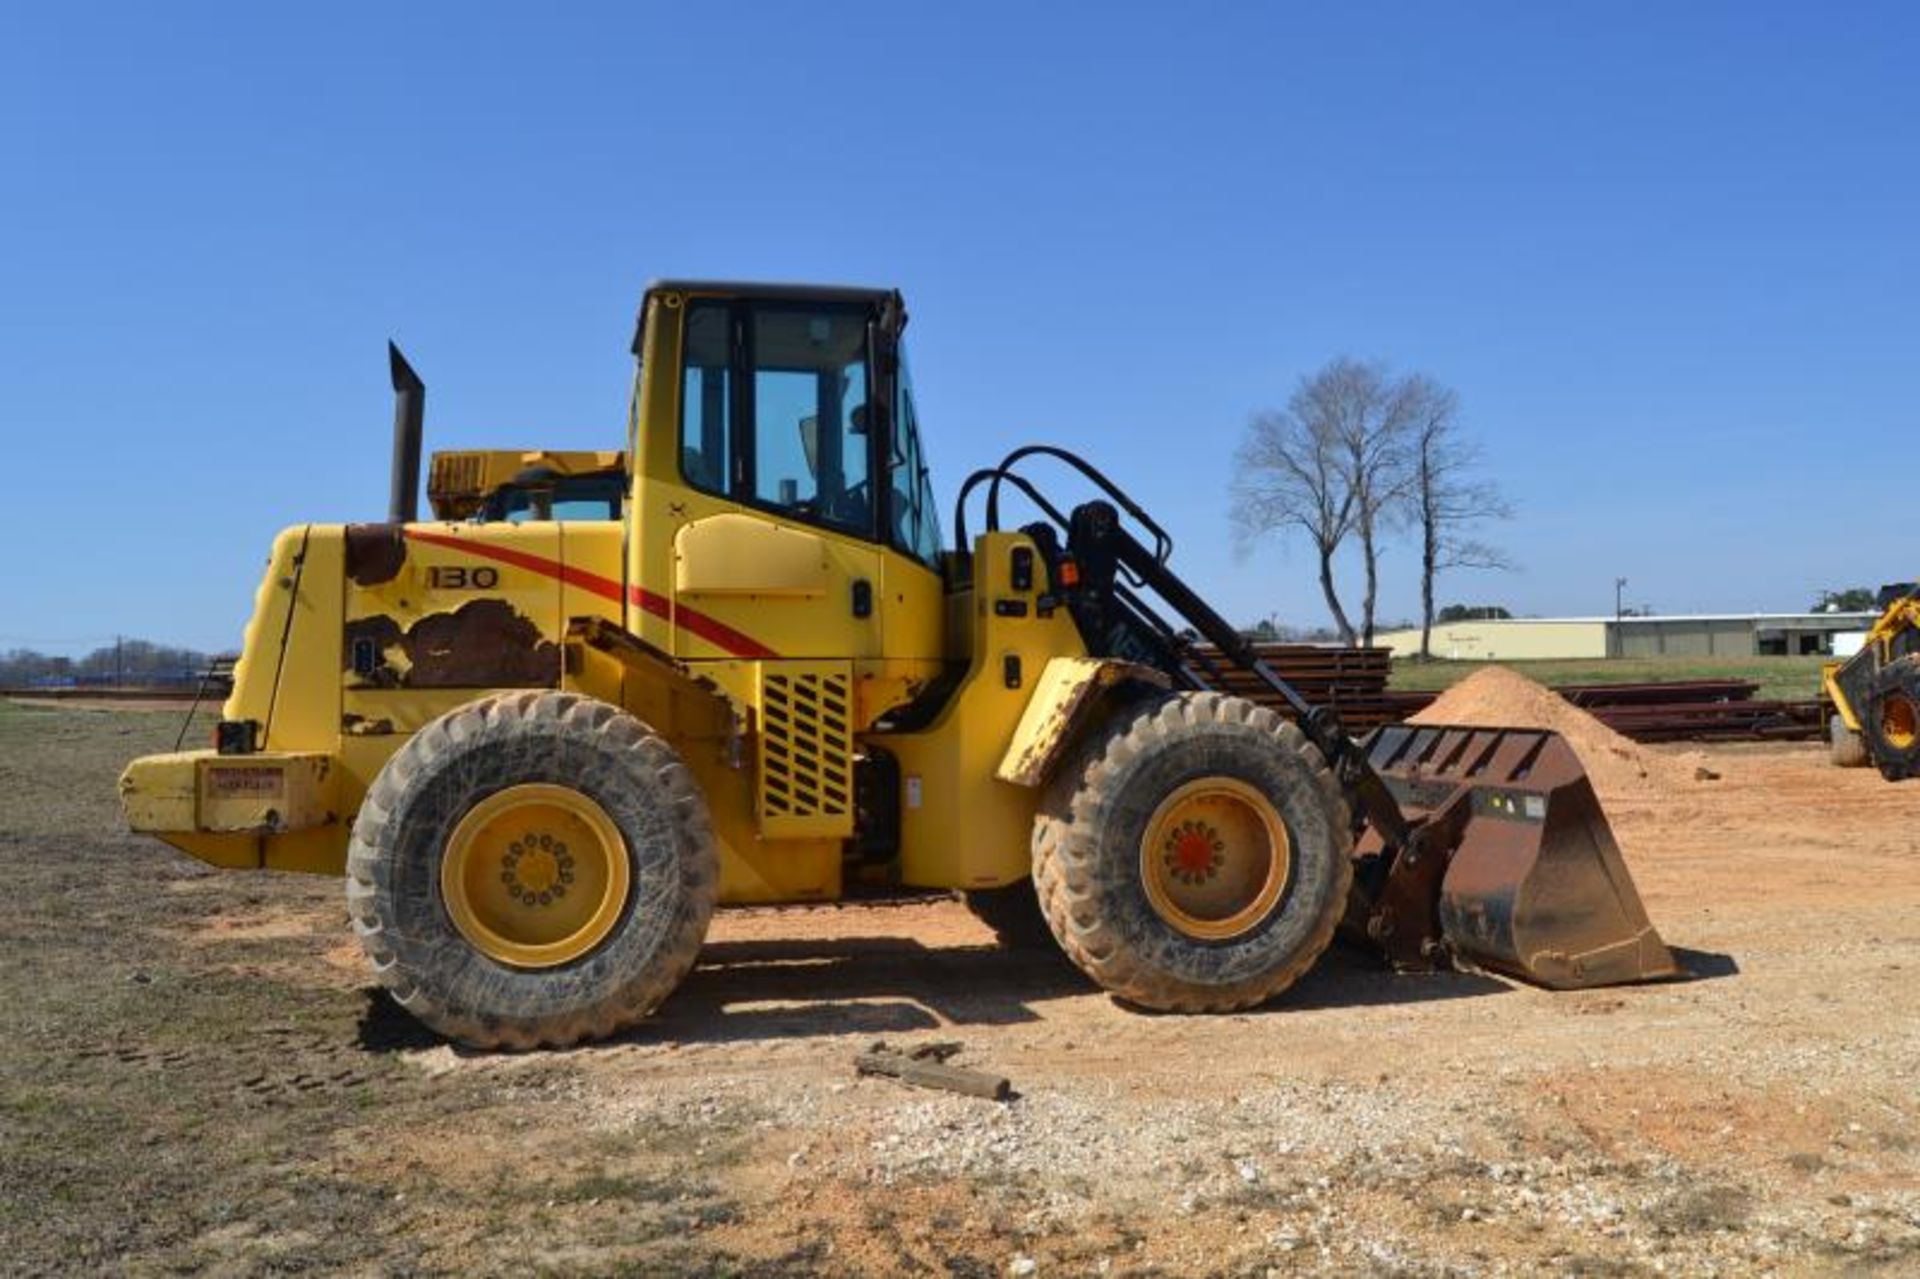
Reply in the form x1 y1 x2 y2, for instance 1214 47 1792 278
1824 583 1920 778
120 280 1678 1048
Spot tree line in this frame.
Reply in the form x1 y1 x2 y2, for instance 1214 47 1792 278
1231 357 1511 657
0 640 215 688
1810 587 1904 614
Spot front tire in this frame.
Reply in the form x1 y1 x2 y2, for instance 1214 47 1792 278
346 691 717 1049
1033 691 1352 1012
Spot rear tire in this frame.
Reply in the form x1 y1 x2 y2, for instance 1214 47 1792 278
1032 691 1352 1012
1829 716 1870 768
346 691 717 1049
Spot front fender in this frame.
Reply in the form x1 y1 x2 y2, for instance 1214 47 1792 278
995 657 1167 787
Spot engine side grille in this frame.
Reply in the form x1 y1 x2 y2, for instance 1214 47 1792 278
758 663 854 839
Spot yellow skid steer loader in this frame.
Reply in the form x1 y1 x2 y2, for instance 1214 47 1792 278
1824 583 1920 777
120 280 1678 1048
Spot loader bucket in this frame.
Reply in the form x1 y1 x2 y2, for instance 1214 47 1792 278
1360 724 1681 988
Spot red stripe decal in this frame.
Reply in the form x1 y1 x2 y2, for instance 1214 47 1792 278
625 584 779 659
404 528 623 601
401 528 779 660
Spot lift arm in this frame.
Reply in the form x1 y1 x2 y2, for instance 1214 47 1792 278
1059 499 1415 848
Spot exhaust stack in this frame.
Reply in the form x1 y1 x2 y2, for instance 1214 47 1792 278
388 341 424 523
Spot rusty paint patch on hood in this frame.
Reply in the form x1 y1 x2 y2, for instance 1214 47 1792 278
344 599 558 689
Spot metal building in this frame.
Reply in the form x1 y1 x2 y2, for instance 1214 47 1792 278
1376 612 1878 661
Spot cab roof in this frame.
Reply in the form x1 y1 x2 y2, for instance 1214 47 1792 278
633 279 906 353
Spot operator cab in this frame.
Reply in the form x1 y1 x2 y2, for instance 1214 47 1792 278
643 281 942 572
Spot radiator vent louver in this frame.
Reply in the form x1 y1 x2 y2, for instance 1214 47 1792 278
757 664 854 839
430 453 485 494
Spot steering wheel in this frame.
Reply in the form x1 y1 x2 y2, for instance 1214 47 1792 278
824 480 871 527
789 481 872 529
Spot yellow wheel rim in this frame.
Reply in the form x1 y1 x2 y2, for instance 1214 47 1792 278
1140 777 1291 942
440 783 631 969
1883 694 1918 750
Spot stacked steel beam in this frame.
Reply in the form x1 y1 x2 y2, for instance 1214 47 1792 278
1197 647 1823 742
1196 644 1415 730
1552 679 1823 742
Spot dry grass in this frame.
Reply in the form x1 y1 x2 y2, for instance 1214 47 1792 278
1390 654 1829 702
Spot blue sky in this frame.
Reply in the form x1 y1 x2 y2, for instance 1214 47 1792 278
2 3 1915 654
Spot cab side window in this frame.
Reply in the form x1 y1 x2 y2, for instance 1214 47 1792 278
680 304 732 494
678 301 873 539
887 362 942 567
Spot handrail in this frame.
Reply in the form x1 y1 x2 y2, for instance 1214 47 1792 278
951 444 1173 564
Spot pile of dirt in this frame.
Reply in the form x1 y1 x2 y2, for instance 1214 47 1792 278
1409 666 1711 804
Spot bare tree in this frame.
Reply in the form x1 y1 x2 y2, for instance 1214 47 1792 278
1231 400 1359 646
1234 358 1417 647
1404 378 1513 659
1328 360 1419 646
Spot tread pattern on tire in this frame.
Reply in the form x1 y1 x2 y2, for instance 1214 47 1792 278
345 690 717 1049
1032 690 1353 1013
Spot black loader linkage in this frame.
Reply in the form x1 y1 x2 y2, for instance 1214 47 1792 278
956 447 1680 987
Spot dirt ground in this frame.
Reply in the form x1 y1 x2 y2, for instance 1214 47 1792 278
2 702 1917 1277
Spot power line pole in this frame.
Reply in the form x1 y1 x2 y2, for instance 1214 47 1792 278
1613 578 1627 659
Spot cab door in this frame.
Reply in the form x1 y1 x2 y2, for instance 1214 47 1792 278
666 299 884 661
